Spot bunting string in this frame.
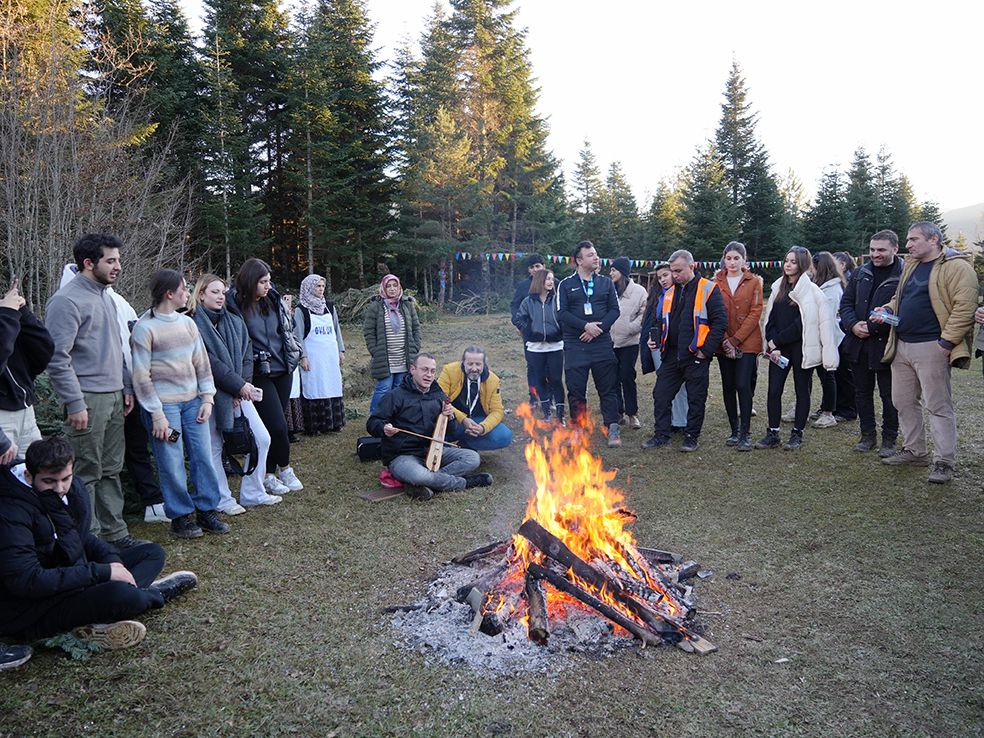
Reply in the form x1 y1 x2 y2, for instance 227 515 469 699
451 250 797 271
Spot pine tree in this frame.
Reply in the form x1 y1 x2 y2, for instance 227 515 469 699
571 140 603 237
846 147 883 249
678 143 741 261
803 168 854 250
596 162 641 253
714 61 786 257
874 147 915 240
643 179 683 259
290 0 396 287
778 169 806 247
916 202 949 242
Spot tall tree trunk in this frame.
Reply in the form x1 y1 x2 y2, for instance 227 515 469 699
438 259 447 310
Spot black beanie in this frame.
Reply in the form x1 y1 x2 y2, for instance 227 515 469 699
611 257 632 278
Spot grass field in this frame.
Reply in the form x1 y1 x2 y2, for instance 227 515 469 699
2 313 982 737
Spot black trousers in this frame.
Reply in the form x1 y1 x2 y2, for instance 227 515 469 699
565 350 620 427
718 353 756 435
17 543 166 640
834 355 856 419
652 353 711 440
613 345 640 416
123 408 163 507
253 372 292 472
526 350 565 417
816 366 837 412
766 345 813 431
852 360 897 439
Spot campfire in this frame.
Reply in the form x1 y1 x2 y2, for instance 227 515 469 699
448 405 716 655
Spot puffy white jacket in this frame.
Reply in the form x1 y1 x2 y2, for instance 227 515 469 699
762 273 839 370
817 278 845 346
610 279 648 348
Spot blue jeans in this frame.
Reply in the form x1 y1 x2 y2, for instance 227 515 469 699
388 446 480 491
143 397 221 519
450 415 513 451
369 372 406 415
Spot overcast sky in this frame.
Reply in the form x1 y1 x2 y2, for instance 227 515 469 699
181 0 982 212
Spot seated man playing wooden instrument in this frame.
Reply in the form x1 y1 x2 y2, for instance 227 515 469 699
366 353 493 500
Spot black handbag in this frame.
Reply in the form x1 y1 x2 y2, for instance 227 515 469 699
222 414 259 476
356 436 382 462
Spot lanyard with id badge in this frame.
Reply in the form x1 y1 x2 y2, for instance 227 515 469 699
580 276 594 316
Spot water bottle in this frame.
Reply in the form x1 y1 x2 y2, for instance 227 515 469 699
869 309 900 326
774 354 789 369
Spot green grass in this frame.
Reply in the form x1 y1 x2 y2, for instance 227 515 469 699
3 314 982 737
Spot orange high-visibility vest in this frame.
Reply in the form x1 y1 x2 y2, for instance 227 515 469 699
660 278 718 355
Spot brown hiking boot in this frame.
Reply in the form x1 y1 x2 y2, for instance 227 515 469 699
881 449 930 466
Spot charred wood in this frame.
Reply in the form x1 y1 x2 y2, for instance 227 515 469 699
636 546 684 565
452 540 510 566
524 574 549 645
527 562 664 647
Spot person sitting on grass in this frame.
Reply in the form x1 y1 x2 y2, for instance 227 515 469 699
367 353 492 501
0 437 197 652
437 346 513 452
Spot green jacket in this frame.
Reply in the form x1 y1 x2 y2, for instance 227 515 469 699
362 296 421 380
882 248 979 368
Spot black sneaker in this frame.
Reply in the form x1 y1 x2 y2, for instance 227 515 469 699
464 473 494 488
150 571 199 603
878 438 897 458
736 433 753 452
0 644 32 671
642 435 670 449
783 430 804 450
853 433 877 452
754 430 781 449
680 435 699 452
108 535 152 552
196 510 230 534
170 514 203 539
725 433 739 446
406 485 434 501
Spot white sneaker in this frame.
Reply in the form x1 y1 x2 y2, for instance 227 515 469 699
243 493 282 507
264 473 291 495
813 413 837 429
144 503 171 524
217 502 247 516
781 408 795 423
277 466 303 491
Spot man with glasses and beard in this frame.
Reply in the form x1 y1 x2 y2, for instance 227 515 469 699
438 346 513 451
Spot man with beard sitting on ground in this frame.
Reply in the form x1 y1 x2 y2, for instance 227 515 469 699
367 353 493 500
437 346 513 452
0 437 197 653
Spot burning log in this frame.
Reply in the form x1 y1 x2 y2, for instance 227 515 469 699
636 546 684 565
518 519 691 628
526 563 664 647
464 587 504 636
523 574 549 645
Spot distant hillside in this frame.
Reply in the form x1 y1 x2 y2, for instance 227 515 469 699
943 202 984 244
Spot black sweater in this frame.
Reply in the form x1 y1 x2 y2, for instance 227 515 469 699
366 374 458 465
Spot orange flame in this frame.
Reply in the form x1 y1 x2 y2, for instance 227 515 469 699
490 404 684 630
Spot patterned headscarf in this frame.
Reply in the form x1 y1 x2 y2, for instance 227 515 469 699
299 274 327 315
380 274 404 331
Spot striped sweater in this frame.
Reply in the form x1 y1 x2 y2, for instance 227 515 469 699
130 310 216 421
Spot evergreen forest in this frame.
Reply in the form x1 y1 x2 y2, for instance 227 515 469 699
0 0 956 308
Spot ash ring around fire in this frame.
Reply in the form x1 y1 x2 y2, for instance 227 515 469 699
388 532 715 673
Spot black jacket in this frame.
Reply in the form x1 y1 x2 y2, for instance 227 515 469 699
0 305 54 455
510 277 532 320
661 277 728 363
366 374 458 465
839 259 903 370
0 466 121 635
512 293 563 344
556 273 620 349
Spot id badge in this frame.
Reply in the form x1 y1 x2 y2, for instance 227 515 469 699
583 302 593 316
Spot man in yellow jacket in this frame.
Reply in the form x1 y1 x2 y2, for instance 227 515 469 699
873 221 979 484
437 347 513 452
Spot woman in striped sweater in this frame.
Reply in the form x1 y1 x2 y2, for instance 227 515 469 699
130 270 230 539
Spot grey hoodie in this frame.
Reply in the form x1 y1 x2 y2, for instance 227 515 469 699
45 273 131 414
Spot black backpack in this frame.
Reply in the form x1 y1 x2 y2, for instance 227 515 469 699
222 414 259 476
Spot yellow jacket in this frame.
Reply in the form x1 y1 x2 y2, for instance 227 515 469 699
437 361 505 433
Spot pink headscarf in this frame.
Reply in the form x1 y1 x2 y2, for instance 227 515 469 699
380 274 404 331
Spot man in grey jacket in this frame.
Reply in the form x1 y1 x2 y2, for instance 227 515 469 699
45 234 144 550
